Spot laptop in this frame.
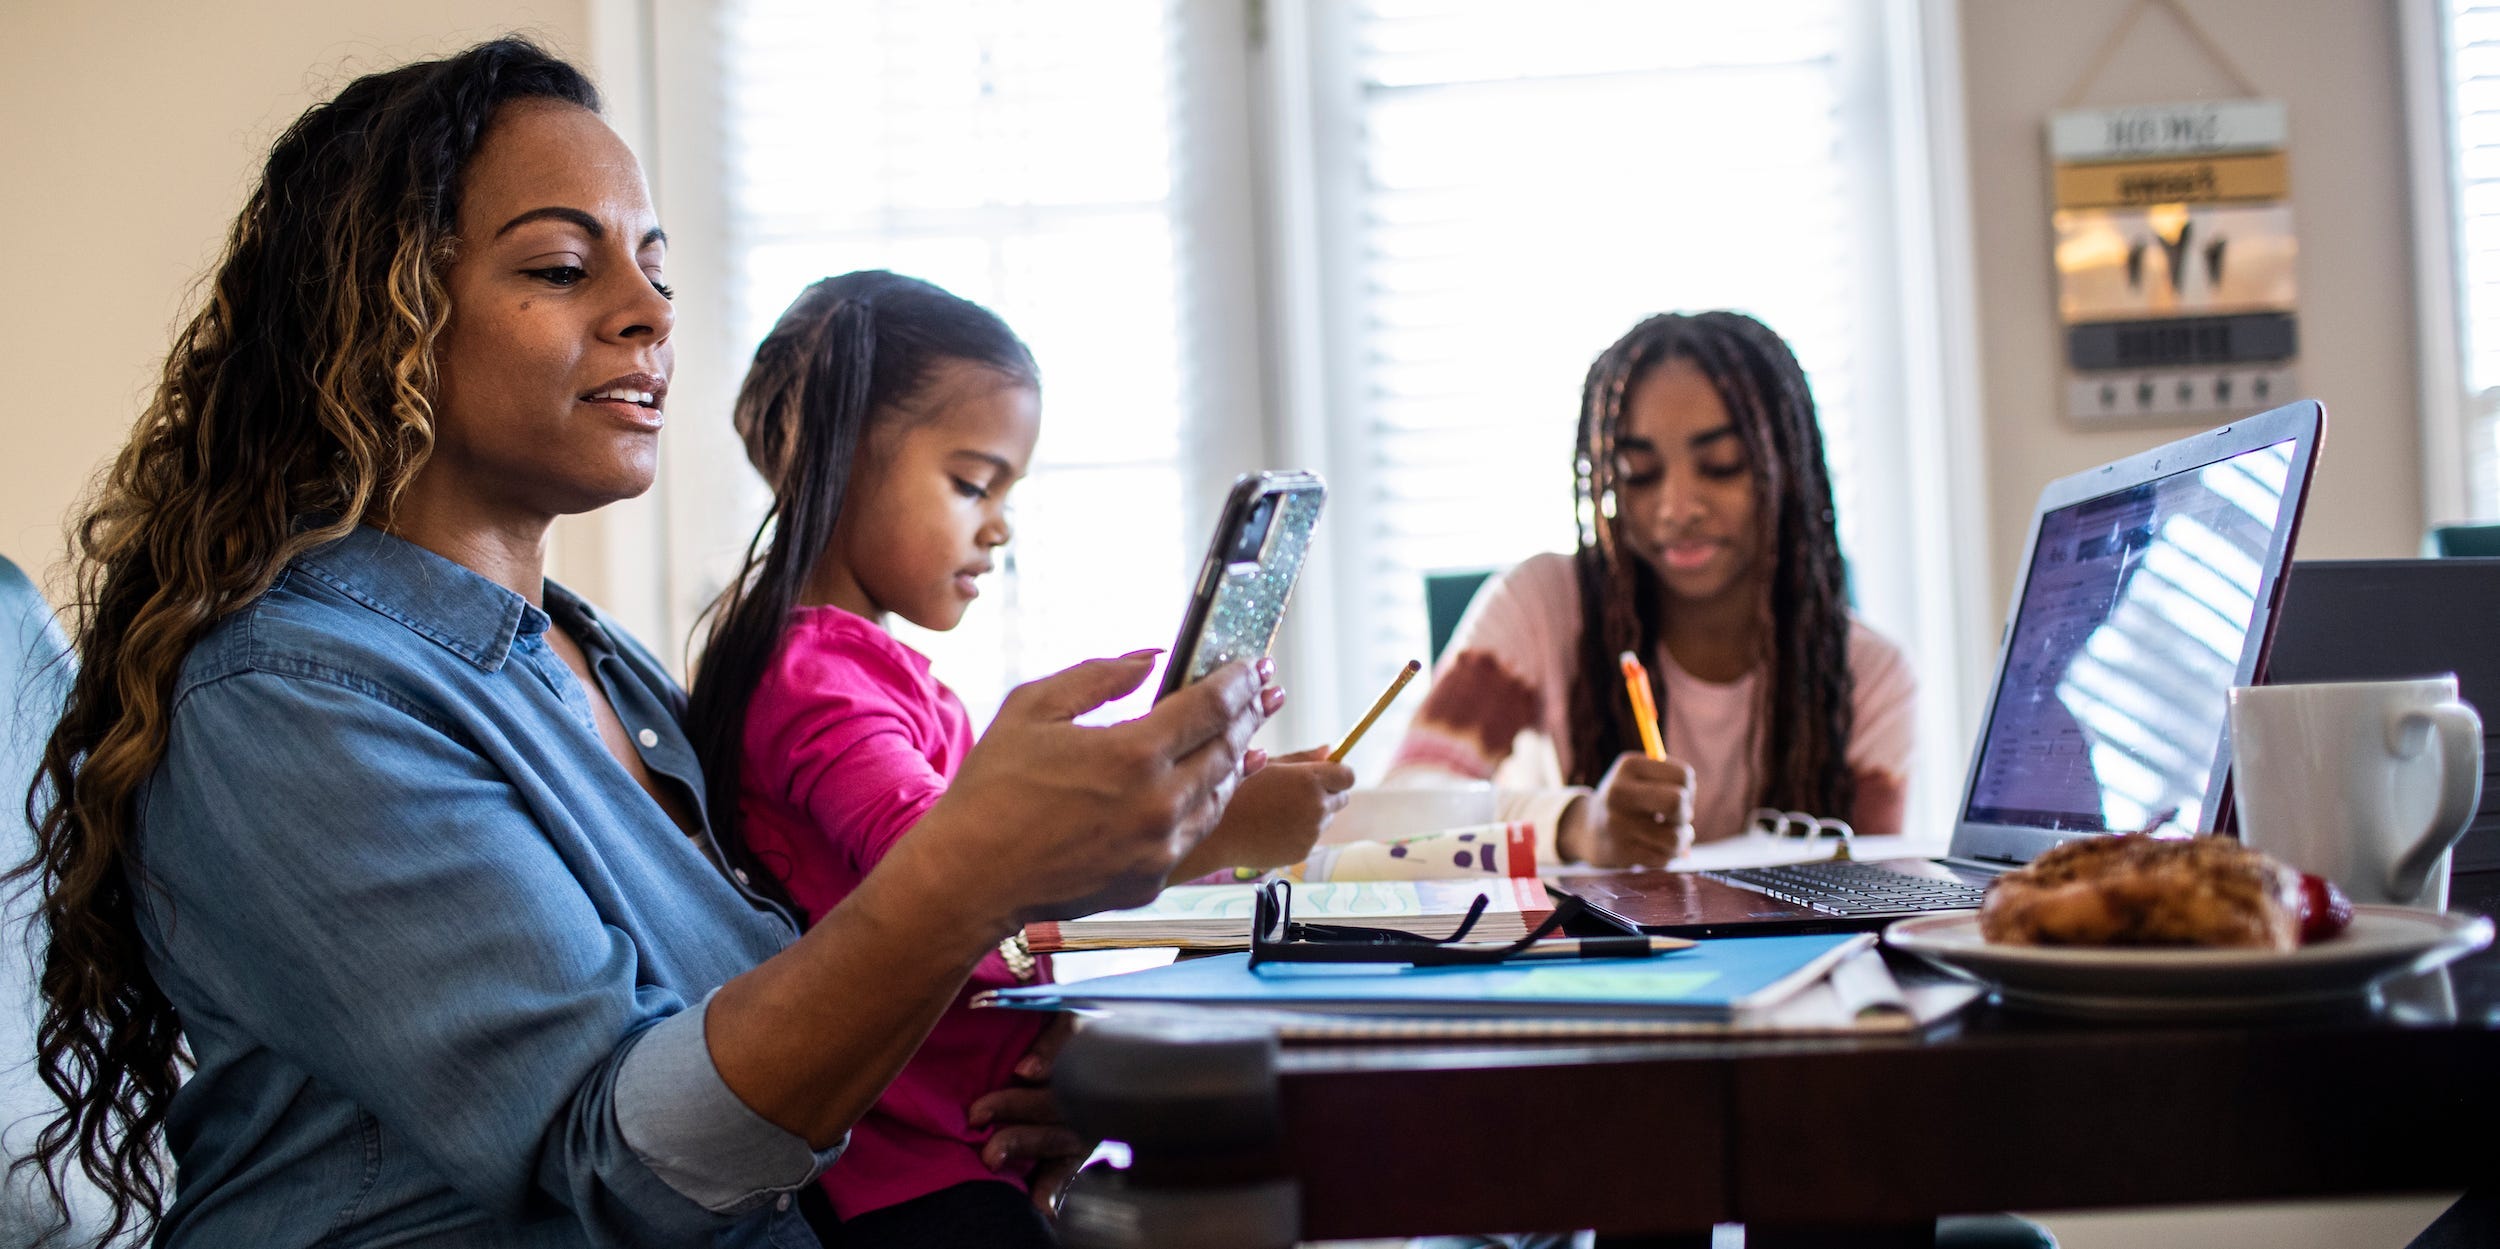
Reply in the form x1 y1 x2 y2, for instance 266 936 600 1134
2266 557 2500 873
1560 400 2326 937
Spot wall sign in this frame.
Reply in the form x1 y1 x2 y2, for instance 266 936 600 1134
2049 99 2297 424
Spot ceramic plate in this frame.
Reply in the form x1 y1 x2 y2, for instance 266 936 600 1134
1884 906 2494 1020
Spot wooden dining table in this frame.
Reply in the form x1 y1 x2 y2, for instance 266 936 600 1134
1046 868 2500 1248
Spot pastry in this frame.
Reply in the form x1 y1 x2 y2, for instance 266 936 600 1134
1978 834 2303 950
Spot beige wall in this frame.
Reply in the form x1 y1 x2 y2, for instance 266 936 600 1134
1961 7 2436 1243
1959 0 2424 613
0 0 591 598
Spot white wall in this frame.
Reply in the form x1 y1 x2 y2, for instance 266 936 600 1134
0 0 592 601
1959 0 2425 616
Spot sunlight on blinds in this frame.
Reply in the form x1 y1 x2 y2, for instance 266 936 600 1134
2452 5 2500 388
722 0 1193 725
1344 0 1872 706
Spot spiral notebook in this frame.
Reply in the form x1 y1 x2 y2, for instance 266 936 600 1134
992 937 1979 1039
985 931 1866 1019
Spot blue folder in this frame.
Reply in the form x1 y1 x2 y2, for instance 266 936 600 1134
981 932 1868 1020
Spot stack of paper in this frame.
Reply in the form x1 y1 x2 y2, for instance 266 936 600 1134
988 931 1873 1023
1022 878 1551 953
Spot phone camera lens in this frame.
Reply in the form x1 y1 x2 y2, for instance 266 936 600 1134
1230 496 1278 564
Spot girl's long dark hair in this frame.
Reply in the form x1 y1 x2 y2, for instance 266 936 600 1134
10 38 597 1244
685 272 1035 907
1565 311 1855 818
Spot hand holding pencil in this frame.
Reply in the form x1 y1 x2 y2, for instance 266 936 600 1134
1175 659 1417 878
1556 652 1697 868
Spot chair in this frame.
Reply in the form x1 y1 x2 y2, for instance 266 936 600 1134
1 556 100 1243
1424 568 1496 664
2424 523 2500 557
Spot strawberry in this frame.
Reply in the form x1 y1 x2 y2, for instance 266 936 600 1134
2297 873 2354 944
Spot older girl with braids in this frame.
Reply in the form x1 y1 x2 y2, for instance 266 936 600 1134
15 38 1270 1248
1386 311 1914 867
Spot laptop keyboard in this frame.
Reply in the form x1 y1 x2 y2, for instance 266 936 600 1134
1705 861 1991 917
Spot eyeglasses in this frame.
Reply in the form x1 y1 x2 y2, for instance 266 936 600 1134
1246 878 1586 968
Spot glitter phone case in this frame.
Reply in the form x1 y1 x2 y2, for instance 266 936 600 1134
1156 471 1326 700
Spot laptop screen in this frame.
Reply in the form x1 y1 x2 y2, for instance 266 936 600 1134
1962 438 2299 836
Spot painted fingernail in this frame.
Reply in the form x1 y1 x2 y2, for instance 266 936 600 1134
1016 1055 1046 1079
1256 656 1275 682
1261 686 1287 714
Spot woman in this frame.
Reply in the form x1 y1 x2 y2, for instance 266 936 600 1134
1386 311 1914 868
17 38 1269 1248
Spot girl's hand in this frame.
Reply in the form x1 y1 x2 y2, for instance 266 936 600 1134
1557 751 1696 867
970 1015 1095 1218
927 653 1277 929
1175 747 1356 878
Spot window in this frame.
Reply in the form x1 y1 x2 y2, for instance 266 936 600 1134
627 0 1976 828
2411 0 2500 522
1296 1 1922 768
695 0 1254 726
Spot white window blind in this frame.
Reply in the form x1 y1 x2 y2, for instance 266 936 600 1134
646 0 1962 821
718 0 1212 726
2442 0 2500 513
1309 0 1911 773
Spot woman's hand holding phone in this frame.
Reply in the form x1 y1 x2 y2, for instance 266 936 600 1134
928 651 1279 927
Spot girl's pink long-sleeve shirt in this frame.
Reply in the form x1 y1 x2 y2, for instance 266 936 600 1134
737 604 1050 1219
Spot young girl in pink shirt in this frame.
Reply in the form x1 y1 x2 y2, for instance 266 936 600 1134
685 270 1351 1247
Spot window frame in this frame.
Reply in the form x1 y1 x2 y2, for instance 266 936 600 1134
2401 0 2484 530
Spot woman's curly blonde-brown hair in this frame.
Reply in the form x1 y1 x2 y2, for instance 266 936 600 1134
11 37 599 1244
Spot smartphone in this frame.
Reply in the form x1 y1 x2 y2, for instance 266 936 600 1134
1155 471 1326 700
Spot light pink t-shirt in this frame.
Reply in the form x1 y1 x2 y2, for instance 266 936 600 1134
1387 552 1915 845
738 605 1049 1219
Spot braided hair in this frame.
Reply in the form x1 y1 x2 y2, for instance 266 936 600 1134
1564 311 1855 818
684 271 1035 912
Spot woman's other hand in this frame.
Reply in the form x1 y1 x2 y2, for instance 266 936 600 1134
709 655 1272 1150
1174 746 1356 877
1557 751 1696 867
970 1015 1094 1218
929 652 1278 927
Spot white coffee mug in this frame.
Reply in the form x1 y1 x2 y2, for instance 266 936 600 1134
2227 675 2483 911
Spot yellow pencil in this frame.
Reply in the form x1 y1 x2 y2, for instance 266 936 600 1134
1619 651 1666 762
1328 659 1422 763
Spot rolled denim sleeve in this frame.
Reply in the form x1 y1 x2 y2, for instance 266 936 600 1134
615 993 843 1213
138 668 825 1243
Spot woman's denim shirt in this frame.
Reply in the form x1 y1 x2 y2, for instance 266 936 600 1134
132 526 833 1248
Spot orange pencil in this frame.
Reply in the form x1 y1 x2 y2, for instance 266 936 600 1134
1618 651 1666 762
1329 659 1422 764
